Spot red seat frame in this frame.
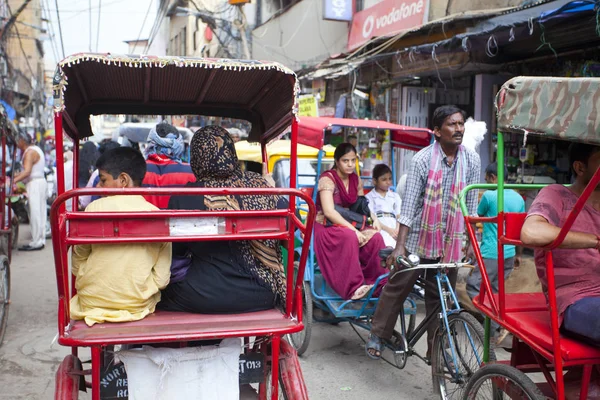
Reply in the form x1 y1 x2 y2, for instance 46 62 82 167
465 172 600 400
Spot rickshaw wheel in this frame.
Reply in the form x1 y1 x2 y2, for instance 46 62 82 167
463 364 545 400
286 279 312 356
431 312 496 400
0 255 9 345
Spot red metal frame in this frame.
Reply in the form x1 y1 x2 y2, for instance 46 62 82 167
465 167 600 399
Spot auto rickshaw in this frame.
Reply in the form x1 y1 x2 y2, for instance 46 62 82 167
51 53 314 400
461 76 600 399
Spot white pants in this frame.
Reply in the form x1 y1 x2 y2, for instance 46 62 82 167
26 178 47 248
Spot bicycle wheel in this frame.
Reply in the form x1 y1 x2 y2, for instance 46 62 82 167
431 311 496 400
0 255 10 345
463 364 545 400
287 280 312 356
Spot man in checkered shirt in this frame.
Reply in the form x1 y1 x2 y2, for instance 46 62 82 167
366 105 480 360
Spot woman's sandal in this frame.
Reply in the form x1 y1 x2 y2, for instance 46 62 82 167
365 333 383 360
351 284 374 300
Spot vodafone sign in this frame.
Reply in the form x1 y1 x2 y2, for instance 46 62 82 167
348 0 429 50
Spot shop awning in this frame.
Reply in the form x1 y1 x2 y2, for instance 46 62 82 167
297 116 432 149
394 0 597 62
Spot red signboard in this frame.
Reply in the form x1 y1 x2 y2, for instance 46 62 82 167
348 0 428 51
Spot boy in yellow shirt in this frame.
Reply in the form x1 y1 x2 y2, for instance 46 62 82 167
70 147 172 326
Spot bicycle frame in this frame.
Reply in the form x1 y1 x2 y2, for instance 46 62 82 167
395 266 482 375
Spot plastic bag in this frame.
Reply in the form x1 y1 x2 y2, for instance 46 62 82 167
115 338 241 400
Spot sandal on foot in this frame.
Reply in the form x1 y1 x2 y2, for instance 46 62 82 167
365 333 383 360
351 284 374 300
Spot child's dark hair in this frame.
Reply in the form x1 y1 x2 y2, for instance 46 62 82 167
96 147 147 187
372 163 392 180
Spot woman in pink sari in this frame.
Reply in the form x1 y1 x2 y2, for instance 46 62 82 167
314 143 388 300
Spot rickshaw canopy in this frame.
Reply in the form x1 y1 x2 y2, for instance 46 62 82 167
235 139 336 163
52 53 299 143
496 76 600 145
297 116 432 149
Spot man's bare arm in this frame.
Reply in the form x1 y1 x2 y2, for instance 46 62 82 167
13 150 40 183
521 215 597 249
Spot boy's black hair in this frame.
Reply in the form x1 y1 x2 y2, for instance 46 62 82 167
568 142 600 176
431 105 467 131
485 163 509 181
96 147 147 187
347 134 357 140
372 163 392 180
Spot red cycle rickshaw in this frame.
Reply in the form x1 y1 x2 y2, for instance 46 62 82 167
51 53 315 399
461 76 600 399
0 103 17 345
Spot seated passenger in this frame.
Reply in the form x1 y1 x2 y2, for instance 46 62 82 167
366 164 401 248
158 126 286 314
521 143 600 346
313 143 387 300
143 122 196 209
70 148 172 326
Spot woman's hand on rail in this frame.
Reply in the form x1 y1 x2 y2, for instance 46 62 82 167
262 163 275 187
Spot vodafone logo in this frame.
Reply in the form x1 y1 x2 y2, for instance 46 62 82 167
359 0 425 40
362 16 375 38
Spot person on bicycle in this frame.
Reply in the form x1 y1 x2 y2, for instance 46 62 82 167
366 105 480 359
521 143 600 347
467 163 525 344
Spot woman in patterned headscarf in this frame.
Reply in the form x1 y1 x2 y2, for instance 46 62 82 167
158 126 286 313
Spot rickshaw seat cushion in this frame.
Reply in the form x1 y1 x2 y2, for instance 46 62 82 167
504 212 527 241
477 292 547 313
61 309 300 346
503 310 600 362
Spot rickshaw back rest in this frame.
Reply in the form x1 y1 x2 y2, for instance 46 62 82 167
504 212 527 242
67 212 289 243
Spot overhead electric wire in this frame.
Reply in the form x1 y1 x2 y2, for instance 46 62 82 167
132 0 154 54
54 0 66 59
89 0 92 52
41 0 60 64
145 0 170 53
96 0 101 51
6 3 36 78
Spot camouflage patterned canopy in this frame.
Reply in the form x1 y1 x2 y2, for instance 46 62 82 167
496 76 600 144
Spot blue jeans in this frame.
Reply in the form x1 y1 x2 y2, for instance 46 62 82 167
466 257 515 334
562 297 600 346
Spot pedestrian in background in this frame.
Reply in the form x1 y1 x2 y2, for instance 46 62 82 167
13 132 47 251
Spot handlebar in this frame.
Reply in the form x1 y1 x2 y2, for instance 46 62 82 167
378 247 474 272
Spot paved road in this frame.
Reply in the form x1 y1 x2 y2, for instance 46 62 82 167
0 224 464 400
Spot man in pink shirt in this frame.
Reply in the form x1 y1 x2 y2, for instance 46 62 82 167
521 142 600 346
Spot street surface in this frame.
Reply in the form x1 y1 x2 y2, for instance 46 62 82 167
0 224 516 400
